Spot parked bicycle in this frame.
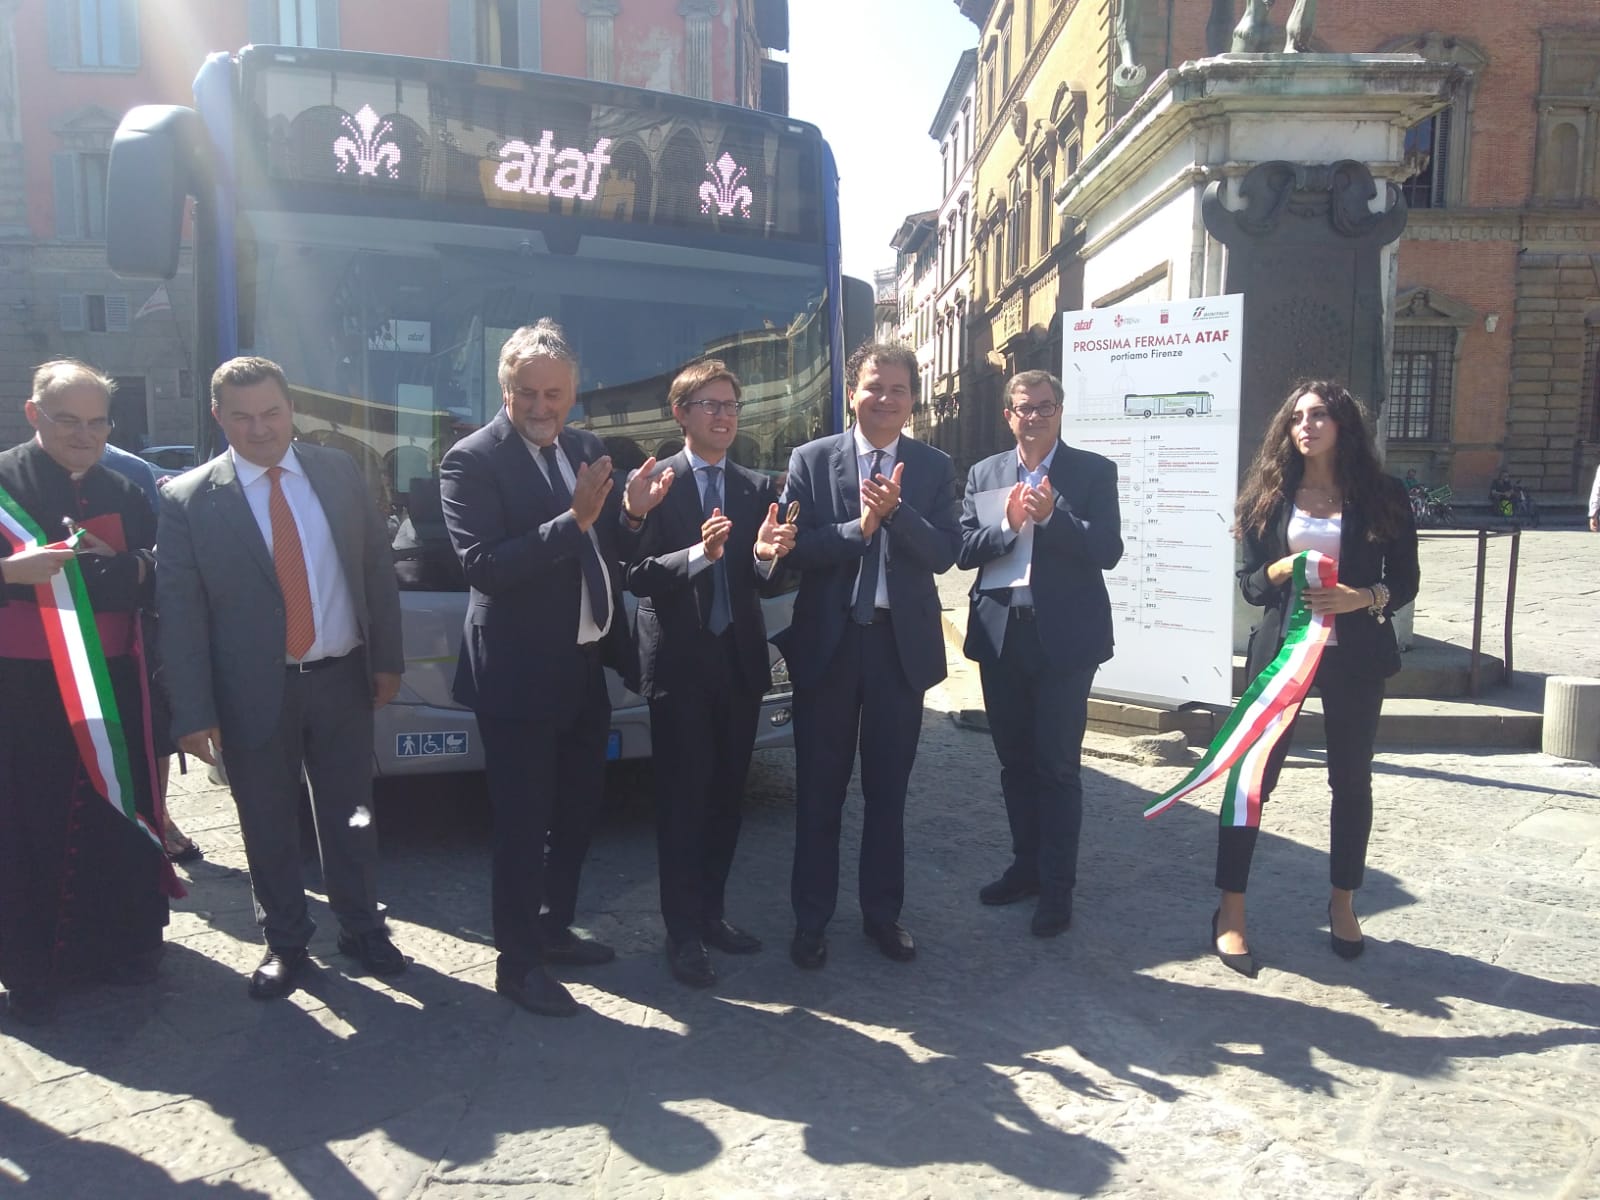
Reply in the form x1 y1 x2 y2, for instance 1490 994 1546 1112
1493 480 1540 527
1412 484 1457 528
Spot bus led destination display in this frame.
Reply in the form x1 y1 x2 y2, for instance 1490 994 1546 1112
244 47 818 240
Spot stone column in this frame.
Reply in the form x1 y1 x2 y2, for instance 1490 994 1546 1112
679 0 719 100
581 0 620 83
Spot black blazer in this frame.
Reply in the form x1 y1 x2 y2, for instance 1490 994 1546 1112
957 441 1124 670
1239 474 1420 683
439 411 636 718
625 451 780 700
774 431 961 693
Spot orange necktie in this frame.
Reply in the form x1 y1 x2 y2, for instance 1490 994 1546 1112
267 465 316 660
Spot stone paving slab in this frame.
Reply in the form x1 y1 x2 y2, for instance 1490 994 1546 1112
2 532 1598 1197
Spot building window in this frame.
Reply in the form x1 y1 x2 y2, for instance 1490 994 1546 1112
59 293 130 333
1387 326 1455 441
52 151 109 240
1006 176 1023 276
1401 107 1452 209
1001 19 1013 92
48 0 139 69
1024 0 1035 51
1037 167 1053 253
278 0 319 46
476 0 520 67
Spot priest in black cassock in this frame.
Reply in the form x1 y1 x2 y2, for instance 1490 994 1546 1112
0 360 171 1025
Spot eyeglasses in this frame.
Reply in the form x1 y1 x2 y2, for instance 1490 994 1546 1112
684 399 744 416
35 408 114 434
1007 402 1059 420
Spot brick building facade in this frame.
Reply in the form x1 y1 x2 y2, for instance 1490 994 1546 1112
0 0 787 449
946 0 1600 498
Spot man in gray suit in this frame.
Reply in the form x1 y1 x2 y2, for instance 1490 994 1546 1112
158 357 406 999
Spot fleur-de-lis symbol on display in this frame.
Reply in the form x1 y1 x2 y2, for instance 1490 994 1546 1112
333 105 402 179
699 152 753 219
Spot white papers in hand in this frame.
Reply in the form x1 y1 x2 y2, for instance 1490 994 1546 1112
975 487 1032 588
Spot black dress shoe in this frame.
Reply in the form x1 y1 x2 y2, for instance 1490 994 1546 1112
338 929 408 977
979 873 1040 906
668 938 717 988
496 968 579 1017
863 920 916 962
1030 894 1073 938
249 947 309 1000
1328 904 1365 960
790 929 827 969
1211 909 1257 979
703 919 762 955
538 927 615 966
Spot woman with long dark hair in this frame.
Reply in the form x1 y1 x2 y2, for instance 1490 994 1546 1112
1212 381 1419 977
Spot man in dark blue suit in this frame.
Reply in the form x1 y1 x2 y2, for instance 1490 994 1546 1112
440 320 674 1017
626 360 796 988
776 343 961 969
958 370 1123 937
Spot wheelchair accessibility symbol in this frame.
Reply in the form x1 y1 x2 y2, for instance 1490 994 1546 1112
397 731 470 758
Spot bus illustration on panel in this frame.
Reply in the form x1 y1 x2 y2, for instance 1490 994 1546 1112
1124 392 1213 417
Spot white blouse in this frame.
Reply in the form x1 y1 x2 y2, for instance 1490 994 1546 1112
1288 507 1342 645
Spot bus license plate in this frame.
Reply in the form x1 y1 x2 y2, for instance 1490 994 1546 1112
606 730 621 760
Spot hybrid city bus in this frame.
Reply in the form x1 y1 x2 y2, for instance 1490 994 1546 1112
106 45 868 775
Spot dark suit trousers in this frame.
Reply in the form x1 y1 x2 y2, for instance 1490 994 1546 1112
649 630 761 943
223 651 380 950
791 620 924 932
978 613 1096 901
1215 646 1386 893
476 644 609 980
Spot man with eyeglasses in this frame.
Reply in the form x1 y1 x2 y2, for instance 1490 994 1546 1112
958 369 1123 937
0 360 172 1024
625 360 796 988
775 342 961 970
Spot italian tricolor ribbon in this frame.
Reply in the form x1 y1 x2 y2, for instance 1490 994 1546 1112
0 481 163 851
1144 550 1337 827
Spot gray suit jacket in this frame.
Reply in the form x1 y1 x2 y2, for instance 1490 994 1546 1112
157 442 404 750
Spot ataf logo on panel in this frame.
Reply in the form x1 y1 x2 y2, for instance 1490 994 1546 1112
1073 318 1093 331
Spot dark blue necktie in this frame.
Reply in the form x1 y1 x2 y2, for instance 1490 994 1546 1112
852 449 886 626
701 465 732 636
539 443 611 628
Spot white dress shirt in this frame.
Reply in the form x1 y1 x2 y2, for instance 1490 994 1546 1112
852 427 898 611
522 436 613 644
231 445 362 664
1003 443 1057 608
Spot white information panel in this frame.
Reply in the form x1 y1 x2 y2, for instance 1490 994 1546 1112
1062 295 1244 706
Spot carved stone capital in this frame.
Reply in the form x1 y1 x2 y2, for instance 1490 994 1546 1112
678 0 720 16
580 0 620 14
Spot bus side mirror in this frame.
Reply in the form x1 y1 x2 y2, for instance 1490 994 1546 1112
842 275 873 356
107 105 204 279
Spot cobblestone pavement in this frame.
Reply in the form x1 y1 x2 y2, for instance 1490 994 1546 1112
2 534 1598 1198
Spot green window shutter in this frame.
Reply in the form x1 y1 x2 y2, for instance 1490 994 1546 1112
317 0 340 48
448 0 475 63
247 0 276 44
116 0 141 67
47 3 75 67
52 152 81 238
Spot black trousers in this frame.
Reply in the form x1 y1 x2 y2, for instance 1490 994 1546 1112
224 651 381 950
978 612 1097 901
1215 646 1386 894
649 629 761 943
790 619 924 932
477 645 609 981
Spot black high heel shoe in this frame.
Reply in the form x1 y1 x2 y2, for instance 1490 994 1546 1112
1211 909 1257 978
1328 904 1364 960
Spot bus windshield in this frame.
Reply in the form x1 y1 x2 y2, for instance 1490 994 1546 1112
235 209 831 591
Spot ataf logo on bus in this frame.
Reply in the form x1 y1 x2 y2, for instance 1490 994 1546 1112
493 132 615 202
